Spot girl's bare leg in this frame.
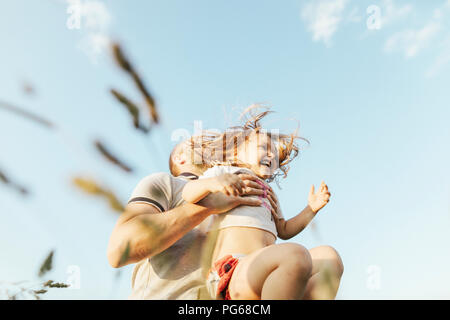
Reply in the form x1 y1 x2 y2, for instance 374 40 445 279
302 245 344 300
227 243 312 300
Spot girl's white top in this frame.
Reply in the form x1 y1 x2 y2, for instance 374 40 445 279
200 166 283 238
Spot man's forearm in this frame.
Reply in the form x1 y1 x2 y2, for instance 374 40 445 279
108 202 213 268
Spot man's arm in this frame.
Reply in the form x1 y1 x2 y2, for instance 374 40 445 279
107 192 262 268
107 201 213 268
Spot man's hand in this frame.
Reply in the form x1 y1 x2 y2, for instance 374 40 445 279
208 173 265 197
266 186 283 221
237 173 266 196
308 181 331 213
197 191 262 215
208 173 245 196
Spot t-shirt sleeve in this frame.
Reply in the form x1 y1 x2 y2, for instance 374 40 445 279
200 166 246 179
127 172 172 213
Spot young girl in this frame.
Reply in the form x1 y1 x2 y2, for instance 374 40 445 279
182 111 332 300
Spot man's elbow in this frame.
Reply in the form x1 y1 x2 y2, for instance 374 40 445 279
107 240 153 268
107 239 132 268
107 246 122 268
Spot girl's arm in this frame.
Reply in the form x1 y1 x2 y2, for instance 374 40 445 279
182 178 218 203
273 205 316 240
268 181 331 240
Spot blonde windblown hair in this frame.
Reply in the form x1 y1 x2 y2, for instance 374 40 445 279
185 105 307 182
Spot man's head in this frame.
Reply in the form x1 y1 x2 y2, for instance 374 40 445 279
169 139 206 177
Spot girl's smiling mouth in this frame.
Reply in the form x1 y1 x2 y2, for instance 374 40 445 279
260 159 272 168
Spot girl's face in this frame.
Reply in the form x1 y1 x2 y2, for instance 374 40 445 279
238 132 279 179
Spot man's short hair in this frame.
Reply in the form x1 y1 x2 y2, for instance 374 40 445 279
169 142 183 176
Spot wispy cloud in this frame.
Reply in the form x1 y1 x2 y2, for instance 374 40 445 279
66 0 112 64
346 7 362 23
382 0 450 76
384 21 440 58
300 0 348 46
299 0 450 77
426 35 450 78
380 0 413 27
299 0 412 46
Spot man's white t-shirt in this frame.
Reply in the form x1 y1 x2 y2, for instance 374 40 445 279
127 172 212 300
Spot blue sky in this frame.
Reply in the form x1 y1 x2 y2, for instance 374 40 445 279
0 0 449 299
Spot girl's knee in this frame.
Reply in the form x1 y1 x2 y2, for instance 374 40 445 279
280 243 313 276
317 245 344 277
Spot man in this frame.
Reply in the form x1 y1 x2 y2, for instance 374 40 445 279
107 142 263 299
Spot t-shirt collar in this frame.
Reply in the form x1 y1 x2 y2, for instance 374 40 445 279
178 172 199 180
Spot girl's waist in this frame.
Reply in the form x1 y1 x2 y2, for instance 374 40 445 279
211 226 276 262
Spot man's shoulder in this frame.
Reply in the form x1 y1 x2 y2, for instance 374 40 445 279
136 172 183 188
138 172 188 182
133 172 188 196
139 171 172 182
128 172 174 207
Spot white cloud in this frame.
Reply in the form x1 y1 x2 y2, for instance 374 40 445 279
380 0 413 27
80 0 111 31
299 0 412 46
426 35 450 78
382 1 450 77
300 0 348 46
347 7 362 23
384 21 440 58
77 33 111 64
66 0 112 64
299 0 450 77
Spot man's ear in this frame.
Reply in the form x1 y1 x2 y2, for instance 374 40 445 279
174 152 186 165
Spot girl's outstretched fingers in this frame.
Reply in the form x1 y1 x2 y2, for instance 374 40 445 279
309 184 315 197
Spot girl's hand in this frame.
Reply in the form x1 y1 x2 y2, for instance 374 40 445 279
308 181 331 213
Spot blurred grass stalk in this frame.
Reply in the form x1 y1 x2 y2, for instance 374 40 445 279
111 43 159 125
73 177 124 213
0 168 29 195
110 89 150 133
94 140 134 173
1 250 69 300
0 100 54 129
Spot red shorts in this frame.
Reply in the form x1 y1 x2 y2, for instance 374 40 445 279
206 254 245 300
